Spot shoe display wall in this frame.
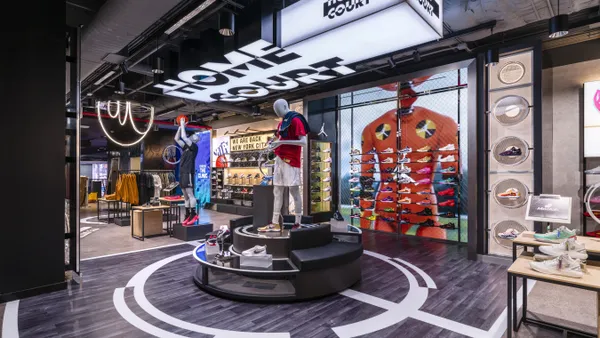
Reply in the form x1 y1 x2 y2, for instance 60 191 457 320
583 165 600 237
486 49 537 257
343 74 464 238
310 140 333 215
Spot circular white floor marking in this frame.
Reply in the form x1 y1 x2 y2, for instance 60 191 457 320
112 249 492 338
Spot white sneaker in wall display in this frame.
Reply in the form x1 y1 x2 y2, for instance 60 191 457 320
585 166 600 174
529 254 584 278
498 228 520 239
438 155 455 162
242 245 267 256
539 238 588 260
439 144 456 151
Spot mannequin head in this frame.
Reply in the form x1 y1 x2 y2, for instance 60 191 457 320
190 133 200 143
273 99 289 118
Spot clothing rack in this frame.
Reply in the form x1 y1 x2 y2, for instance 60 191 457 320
119 169 174 173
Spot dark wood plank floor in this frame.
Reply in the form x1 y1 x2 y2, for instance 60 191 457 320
6 232 569 337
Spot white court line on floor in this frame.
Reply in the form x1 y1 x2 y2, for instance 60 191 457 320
392 258 437 289
2 300 20 338
113 288 186 338
124 251 290 338
81 243 188 261
412 310 489 337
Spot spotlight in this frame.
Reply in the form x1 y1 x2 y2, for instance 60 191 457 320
152 57 164 74
387 57 396 68
412 50 421 63
86 92 93 97
219 12 235 36
114 79 125 95
485 48 499 66
549 14 569 38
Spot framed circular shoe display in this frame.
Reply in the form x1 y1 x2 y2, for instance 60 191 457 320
492 220 528 249
492 95 530 126
492 178 529 208
497 61 526 85
491 136 530 166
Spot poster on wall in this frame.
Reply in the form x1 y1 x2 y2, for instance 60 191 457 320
230 133 270 152
584 80 600 158
194 131 211 207
212 136 230 167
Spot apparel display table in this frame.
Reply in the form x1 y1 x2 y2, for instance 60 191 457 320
507 255 600 338
159 197 184 224
97 198 130 223
131 205 172 241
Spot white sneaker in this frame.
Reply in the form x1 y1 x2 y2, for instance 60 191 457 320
529 254 584 278
398 173 415 184
242 245 267 256
381 148 394 154
397 166 411 174
438 155 455 162
382 157 394 164
585 166 600 174
539 238 588 260
323 167 331 172
498 228 520 239
439 144 456 151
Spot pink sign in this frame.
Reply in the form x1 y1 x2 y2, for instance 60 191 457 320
595 89 600 112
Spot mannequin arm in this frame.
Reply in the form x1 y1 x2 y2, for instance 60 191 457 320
174 124 185 148
179 120 193 147
270 136 307 150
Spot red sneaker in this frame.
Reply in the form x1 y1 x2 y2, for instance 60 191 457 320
182 215 192 225
438 188 455 196
438 199 456 207
586 230 600 238
185 215 199 226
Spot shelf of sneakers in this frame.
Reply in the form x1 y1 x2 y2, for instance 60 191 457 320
349 213 457 230
311 141 333 213
211 168 225 199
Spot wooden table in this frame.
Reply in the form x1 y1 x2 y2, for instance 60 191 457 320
97 198 130 223
131 205 172 241
159 197 185 224
512 231 600 261
507 255 600 338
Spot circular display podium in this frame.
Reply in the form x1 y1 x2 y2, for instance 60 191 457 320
193 224 363 302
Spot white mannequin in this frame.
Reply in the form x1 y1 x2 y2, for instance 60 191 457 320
175 119 200 223
265 99 307 230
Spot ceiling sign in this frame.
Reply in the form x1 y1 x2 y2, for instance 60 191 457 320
154 0 443 103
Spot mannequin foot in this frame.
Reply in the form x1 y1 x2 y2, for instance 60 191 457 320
258 224 281 232
185 215 199 226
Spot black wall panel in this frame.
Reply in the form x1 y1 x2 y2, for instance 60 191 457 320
0 1 66 297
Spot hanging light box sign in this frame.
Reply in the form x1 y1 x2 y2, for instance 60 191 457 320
230 133 271 152
154 0 443 103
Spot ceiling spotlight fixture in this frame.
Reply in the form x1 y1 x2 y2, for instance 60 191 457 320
485 48 499 66
152 56 164 74
219 12 235 37
86 92 93 97
114 78 125 95
387 57 396 68
549 0 568 39
412 50 421 63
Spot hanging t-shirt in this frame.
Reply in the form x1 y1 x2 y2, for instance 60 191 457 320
274 117 307 168
179 143 198 173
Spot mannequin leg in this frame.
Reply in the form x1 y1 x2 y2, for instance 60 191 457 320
183 190 191 221
272 186 284 224
185 187 197 214
289 186 302 225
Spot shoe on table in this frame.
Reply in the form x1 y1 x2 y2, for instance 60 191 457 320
242 245 267 256
529 254 584 278
533 226 577 243
258 224 281 232
539 238 588 260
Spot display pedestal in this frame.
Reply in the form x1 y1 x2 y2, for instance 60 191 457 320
173 222 213 241
240 255 273 271
252 185 288 230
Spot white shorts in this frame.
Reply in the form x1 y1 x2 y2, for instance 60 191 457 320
273 156 301 186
